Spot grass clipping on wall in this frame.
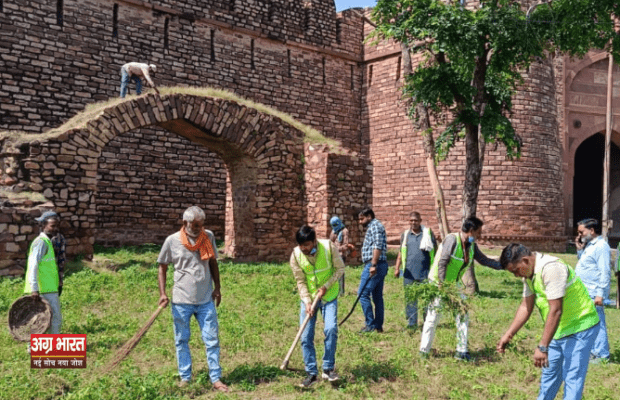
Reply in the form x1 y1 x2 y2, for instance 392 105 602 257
405 281 470 317
0 87 341 151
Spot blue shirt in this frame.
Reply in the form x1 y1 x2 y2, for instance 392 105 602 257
361 218 387 263
576 236 611 298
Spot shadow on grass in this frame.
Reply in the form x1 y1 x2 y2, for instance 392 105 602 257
477 289 520 299
429 346 502 363
350 361 403 383
224 363 293 391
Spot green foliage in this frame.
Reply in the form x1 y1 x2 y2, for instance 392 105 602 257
370 0 619 160
1 245 618 399
405 281 469 317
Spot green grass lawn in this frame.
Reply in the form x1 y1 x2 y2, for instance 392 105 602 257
1 245 619 399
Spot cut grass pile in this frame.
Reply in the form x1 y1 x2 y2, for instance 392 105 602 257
1 245 618 399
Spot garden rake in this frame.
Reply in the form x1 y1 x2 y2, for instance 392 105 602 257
103 300 168 374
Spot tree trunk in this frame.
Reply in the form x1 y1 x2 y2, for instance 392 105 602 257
462 123 482 219
401 42 450 238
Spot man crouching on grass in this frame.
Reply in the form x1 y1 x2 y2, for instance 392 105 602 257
290 225 345 388
157 206 229 392
497 244 599 400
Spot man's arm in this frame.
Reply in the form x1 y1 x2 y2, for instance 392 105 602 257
437 234 457 281
394 233 404 277
497 294 535 353
593 244 611 305
533 298 562 368
473 244 502 270
290 252 313 315
140 66 158 92
339 228 349 255
208 257 222 307
158 263 169 307
27 238 48 299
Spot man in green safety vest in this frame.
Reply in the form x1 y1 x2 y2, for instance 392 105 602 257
289 225 345 388
394 211 436 330
497 243 600 400
24 211 63 333
419 216 503 361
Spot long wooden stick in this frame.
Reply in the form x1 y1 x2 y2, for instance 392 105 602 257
602 53 614 238
280 296 321 371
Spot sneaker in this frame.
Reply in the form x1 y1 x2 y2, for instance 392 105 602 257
359 326 375 333
454 351 472 362
376 328 384 333
322 369 340 382
299 374 318 388
178 380 190 388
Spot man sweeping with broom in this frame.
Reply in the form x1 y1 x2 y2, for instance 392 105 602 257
157 206 229 392
289 225 345 388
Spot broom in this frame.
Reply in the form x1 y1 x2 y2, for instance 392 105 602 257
103 300 168 373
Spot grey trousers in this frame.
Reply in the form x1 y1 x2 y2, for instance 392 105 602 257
42 292 62 334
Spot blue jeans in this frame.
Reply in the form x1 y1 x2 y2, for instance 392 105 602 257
358 261 388 330
538 323 599 400
591 304 610 359
171 301 222 383
300 299 338 375
404 281 427 327
120 67 142 98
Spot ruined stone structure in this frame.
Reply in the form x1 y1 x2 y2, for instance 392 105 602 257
1 0 619 276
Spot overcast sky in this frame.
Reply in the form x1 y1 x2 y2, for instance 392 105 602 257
334 0 377 11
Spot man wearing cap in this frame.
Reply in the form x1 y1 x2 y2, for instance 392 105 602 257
120 62 159 98
24 211 63 333
157 206 229 392
497 243 600 400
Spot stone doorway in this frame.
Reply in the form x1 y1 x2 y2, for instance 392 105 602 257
573 132 620 241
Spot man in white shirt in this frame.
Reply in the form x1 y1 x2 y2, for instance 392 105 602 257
120 62 159 98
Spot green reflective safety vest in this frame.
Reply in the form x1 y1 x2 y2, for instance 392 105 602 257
24 234 59 294
428 233 474 283
295 239 339 302
525 255 599 340
400 227 436 271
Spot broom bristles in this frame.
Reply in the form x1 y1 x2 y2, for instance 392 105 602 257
103 304 166 373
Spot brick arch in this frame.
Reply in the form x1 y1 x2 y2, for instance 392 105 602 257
568 122 620 162
565 52 609 89
24 93 308 261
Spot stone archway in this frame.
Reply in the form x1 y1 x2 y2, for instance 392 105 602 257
572 132 620 236
9 93 308 261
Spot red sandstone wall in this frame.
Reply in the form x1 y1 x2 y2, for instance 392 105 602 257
361 21 566 248
96 127 226 246
0 0 366 249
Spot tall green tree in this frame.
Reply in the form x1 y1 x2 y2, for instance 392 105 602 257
370 0 619 218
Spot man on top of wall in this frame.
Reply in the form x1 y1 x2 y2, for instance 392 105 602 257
120 62 159 98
